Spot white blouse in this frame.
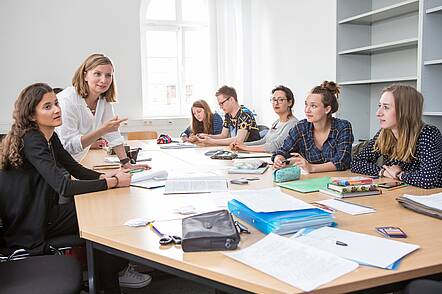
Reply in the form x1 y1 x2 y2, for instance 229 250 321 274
55 86 124 162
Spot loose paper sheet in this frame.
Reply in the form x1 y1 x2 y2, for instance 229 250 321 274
226 233 358 292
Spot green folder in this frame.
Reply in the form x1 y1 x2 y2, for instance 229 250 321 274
277 177 331 193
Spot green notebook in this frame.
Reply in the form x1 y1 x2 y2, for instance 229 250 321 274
277 177 331 193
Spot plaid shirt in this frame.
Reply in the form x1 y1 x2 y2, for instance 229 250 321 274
273 118 354 170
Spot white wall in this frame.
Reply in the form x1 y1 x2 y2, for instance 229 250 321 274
248 0 336 125
0 0 143 131
0 0 337 133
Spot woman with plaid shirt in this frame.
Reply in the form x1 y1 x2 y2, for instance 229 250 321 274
272 81 354 173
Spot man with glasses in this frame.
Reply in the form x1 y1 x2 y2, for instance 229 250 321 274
198 85 260 145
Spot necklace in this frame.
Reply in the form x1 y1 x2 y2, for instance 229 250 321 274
86 98 98 115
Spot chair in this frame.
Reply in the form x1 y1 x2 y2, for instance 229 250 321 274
257 125 269 139
127 131 158 140
0 222 82 294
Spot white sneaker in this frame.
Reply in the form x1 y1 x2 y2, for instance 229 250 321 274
118 264 152 288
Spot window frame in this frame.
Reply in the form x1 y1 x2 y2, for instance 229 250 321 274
140 0 210 118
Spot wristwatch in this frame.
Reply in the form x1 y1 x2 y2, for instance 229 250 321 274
120 157 130 166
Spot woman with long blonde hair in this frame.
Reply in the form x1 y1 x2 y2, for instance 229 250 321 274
56 53 149 171
351 84 442 188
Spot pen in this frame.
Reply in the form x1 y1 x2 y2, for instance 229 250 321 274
336 240 348 246
149 223 164 237
312 202 335 212
128 169 144 174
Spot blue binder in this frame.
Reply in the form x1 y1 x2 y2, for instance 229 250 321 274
228 199 335 235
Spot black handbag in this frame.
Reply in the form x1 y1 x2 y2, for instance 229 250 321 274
181 210 240 252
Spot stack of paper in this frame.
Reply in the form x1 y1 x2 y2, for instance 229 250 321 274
228 188 334 234
397 193 442 219
226 233 358 291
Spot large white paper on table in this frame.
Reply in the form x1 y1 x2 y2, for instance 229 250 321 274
316 199 376 215
164 176 228 194
294 227 419 269
131 169 168 183
232 187 315 212
226 233 358 292
401 193 442 210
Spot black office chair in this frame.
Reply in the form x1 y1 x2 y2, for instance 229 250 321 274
257 124 269 139
0 222 82 294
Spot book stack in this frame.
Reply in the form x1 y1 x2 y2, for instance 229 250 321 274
319 176 381 198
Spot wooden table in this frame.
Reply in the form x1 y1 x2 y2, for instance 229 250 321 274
76 143 442 293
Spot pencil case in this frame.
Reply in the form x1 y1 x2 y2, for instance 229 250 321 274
272 166 301 183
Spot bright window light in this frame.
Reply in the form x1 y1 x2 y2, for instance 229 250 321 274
141 0 210 117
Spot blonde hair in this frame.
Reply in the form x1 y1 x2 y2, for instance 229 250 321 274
374 84 424 162
72 53 117 102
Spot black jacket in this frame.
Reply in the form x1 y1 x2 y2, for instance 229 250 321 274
0 130 107 251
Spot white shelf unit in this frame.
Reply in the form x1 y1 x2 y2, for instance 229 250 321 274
420 0 442 119
339 0 419 24
337 0 442 141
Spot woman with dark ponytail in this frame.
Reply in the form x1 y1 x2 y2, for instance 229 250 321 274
273 81 354 172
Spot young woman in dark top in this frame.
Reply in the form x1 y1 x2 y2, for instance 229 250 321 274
0 83 129 293
273 81 354 172
351 84 442 189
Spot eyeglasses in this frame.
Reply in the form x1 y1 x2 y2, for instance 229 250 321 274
218 96 231 107
270 98 288 104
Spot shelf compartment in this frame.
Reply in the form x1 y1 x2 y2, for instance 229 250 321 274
339 0 419 25
339 76 417 85
423 112 442 116
424 59 442 65
426 6 442 14
338 38 418 55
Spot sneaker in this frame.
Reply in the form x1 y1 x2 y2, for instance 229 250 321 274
118 264 152 288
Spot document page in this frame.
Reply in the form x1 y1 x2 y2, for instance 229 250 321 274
164 177 228 194
232 187 315 212
294 227 419 269
316 199 376 215
226 233 358 292
402 193 442 211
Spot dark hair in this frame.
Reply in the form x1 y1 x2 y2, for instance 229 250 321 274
53 87 64 94
215 85 237 101
272 85 295 118
0 83 53 169
191 100 214 134
311 81 340 117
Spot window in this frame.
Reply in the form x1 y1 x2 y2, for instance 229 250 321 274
140 0 210 117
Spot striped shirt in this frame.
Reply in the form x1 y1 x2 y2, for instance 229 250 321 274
273 117 354 170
